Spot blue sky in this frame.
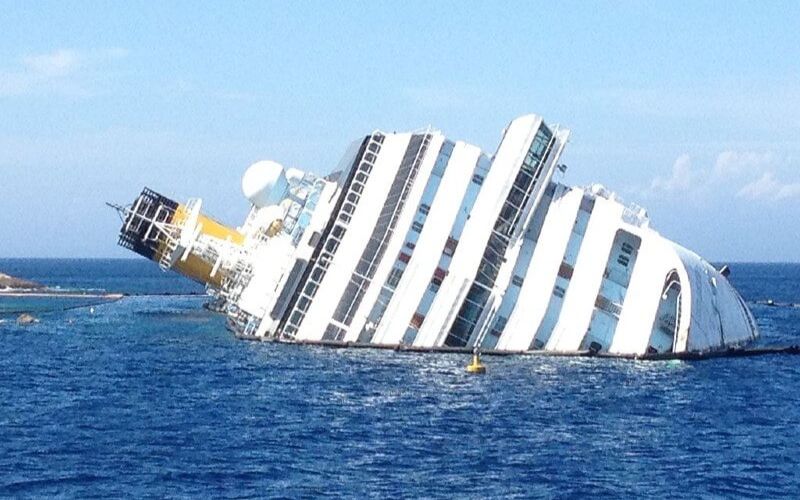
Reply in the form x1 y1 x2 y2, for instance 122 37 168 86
1 1 798 261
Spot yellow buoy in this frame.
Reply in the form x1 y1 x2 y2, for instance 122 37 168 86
466 350 486 374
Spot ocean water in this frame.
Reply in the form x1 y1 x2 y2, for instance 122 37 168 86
1 259 799 498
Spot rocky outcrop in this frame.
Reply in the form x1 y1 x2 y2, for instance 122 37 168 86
0 272 43 291
16 313 38 325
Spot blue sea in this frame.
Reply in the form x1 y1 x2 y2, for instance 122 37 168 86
1 259 799 498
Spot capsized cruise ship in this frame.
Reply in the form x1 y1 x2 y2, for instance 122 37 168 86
110 114 759 357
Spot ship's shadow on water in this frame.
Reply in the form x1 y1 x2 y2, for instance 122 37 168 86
1 260 800 497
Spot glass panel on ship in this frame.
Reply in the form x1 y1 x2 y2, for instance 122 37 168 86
444 124 556 347
285 176 328 246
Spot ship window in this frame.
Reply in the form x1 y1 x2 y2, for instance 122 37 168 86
513 169 533 190
507 186 527 208
621 242 634 255
530 127 552 159
351 183 364 194
309 231 321 247
387 267 404 287
311 267 324 283
443 237 458 256
411 221 424 233
331 225 346 239
338 213 351 224
419 203 430 215
364 152 377 164
520 158 534 176
472 174 484 185
323 324 346 341
325 239 339 253
347 192 360 204
558 262 574 280
579 196 594 213
297 296 311 312
469 285 491 305
429 281 440 293
410 313 425 329
405 241 416 250
512 274 525 287
476 261 500 287
486 234 507 258
617 255 630 267
398 252 411 264
450 317 475 341
318 254 331 269
498 202 517 225
553 285 566 298
356 172 368 184
461 297 485 321
431 267 446 286
342 203 356 215
489 316 508 337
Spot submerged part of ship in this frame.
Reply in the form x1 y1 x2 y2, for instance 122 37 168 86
110 114 758 357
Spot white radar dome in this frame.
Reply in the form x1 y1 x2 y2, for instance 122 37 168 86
242 160 288 208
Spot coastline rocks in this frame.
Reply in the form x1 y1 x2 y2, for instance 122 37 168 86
0 272 43 291
16 313 39 325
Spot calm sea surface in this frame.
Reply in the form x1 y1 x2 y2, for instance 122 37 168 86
1 259 799 498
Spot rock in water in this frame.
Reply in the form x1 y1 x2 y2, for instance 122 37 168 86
0 272 43 291
16 313 39 325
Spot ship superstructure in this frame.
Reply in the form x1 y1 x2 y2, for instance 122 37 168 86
111 114 758 356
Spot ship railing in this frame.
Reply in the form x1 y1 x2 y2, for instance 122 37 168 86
622 203 649 227
157 237 179 270
220 259 254 304
228 308 255 336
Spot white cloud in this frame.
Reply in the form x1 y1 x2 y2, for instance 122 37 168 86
649 153 695 193
737 171 800 201
713 151 775 178
22 49 81 77
0 47 127 98
643 149 800 203
737 171 778 199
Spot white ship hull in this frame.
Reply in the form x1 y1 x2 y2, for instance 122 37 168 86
112 114 758 357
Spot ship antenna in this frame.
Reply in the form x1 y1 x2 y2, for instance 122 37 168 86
105 202 128 222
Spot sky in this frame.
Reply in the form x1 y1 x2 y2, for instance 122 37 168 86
0 1 798 261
